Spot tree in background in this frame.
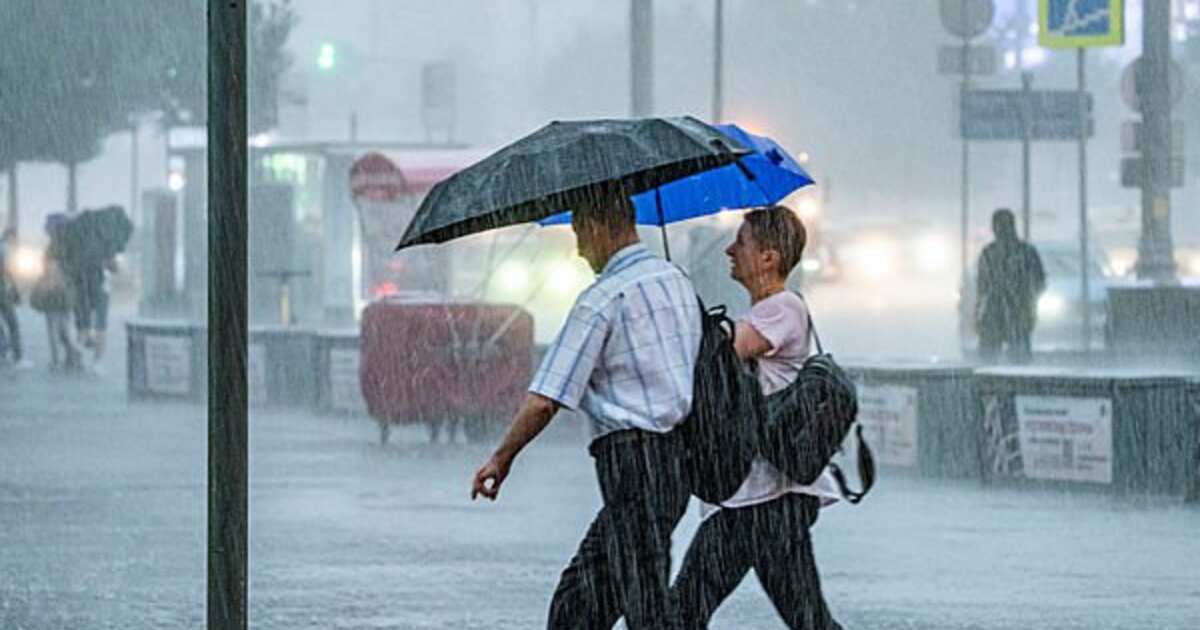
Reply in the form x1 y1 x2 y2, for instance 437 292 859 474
0 0 296 230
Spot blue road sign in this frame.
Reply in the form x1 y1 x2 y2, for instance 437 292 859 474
1039 0 1125 48
961 89 1094 141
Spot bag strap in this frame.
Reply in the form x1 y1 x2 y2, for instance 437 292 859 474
790 290 824 356
827 425 876 504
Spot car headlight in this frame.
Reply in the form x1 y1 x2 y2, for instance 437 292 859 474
1038 291 1066 320
9 245 43 283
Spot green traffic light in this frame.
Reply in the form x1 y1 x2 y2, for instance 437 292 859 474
317 43 336 70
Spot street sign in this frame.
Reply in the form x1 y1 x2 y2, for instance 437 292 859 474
1120 157 1185 188
940 0 995 39
1120 120 1185 154
960 89 1094 140
937 45 997 75
1120 57 1186 112
1039 0 1125 48
350 152 407 203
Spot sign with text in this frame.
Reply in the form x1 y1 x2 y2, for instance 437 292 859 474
1120 157 1185 188
938 44 996 76
1015 395 1112 484
856 384 919 468
961 89 1094 140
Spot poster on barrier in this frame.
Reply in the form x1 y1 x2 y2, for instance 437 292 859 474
856 384 919 468
145 335 191 395
329 348 367 413
1015 395 1112 484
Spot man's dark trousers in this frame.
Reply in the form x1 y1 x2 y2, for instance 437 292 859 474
547 429 690 629
672 494 842 630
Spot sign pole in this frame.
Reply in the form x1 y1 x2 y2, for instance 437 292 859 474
1021 72 1033 240
960 24 972 353
1077 48 1091 354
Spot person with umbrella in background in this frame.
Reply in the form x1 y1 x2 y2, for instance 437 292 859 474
62 205 132 369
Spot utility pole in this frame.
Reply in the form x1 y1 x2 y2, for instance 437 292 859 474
207 0 248 628
630 0 654 117
1135 0 1177 281
1076 48 1091 352
712 0 723 122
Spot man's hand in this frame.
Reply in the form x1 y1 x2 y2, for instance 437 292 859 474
471 452 513 501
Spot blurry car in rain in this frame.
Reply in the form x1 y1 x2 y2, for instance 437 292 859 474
820 222 956 284
960 242 1112 353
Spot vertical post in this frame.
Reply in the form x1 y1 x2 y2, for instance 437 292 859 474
6 166 18 235
712 0 723 122
1136 0 1176 281
130 123 140 227
208 1 248 629
959 25 971 351
1077 49 1091 354
630 0 654 117
1020 71 1033 240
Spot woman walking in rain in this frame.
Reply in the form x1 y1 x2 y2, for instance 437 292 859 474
672 206 843 629
31 213 82 372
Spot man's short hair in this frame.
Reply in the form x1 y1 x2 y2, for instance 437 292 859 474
744 205 807 275
574 184 636 230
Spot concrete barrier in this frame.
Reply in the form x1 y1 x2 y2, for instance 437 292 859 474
843 361 978 478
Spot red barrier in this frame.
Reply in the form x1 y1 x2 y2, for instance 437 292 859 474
359 301 534 441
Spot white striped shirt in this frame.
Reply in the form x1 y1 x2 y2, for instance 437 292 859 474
530 243 702 441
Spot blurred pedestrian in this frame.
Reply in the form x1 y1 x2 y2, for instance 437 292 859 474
672 206 843 630
470 185 702 629
975 208 1045 364
31 214 81 372
0 228 32 369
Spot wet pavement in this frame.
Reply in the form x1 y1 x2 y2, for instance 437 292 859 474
2 303 1199 629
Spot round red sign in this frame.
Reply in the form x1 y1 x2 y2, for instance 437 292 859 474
349 152 406 203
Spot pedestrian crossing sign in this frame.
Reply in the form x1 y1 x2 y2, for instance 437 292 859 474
1039 0 1125 48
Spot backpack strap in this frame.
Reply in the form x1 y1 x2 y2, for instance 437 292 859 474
827 425 876 504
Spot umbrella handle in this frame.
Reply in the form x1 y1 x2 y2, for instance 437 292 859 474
654 187 671 262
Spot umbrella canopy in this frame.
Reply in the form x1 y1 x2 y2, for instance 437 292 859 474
65 205 133 264
395 116 750 250
540 123 813 227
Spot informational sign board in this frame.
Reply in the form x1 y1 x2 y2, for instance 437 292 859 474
856 384 919 468
961 89 1094 140
1120 157 1185 188
144 335 192 395
328 347 367 413
1039 0 1124 48
1015 395 1113 484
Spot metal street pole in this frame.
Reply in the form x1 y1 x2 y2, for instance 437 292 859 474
1135 0 1176 281
207 1 248 629
6 167 17 236
1077 49 1091 354
960 27 972 346
713 0 723 122
130 123 140 227
1021 71 1032 240
630 0 654 117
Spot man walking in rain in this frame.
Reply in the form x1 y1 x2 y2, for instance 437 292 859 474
672 206 842 630
975 208 1045 364
471 184 702 629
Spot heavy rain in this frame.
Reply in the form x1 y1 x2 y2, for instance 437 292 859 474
1 1 1198 628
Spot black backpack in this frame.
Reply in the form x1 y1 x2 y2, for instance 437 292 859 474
677 299 761 504
757 300 875 503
